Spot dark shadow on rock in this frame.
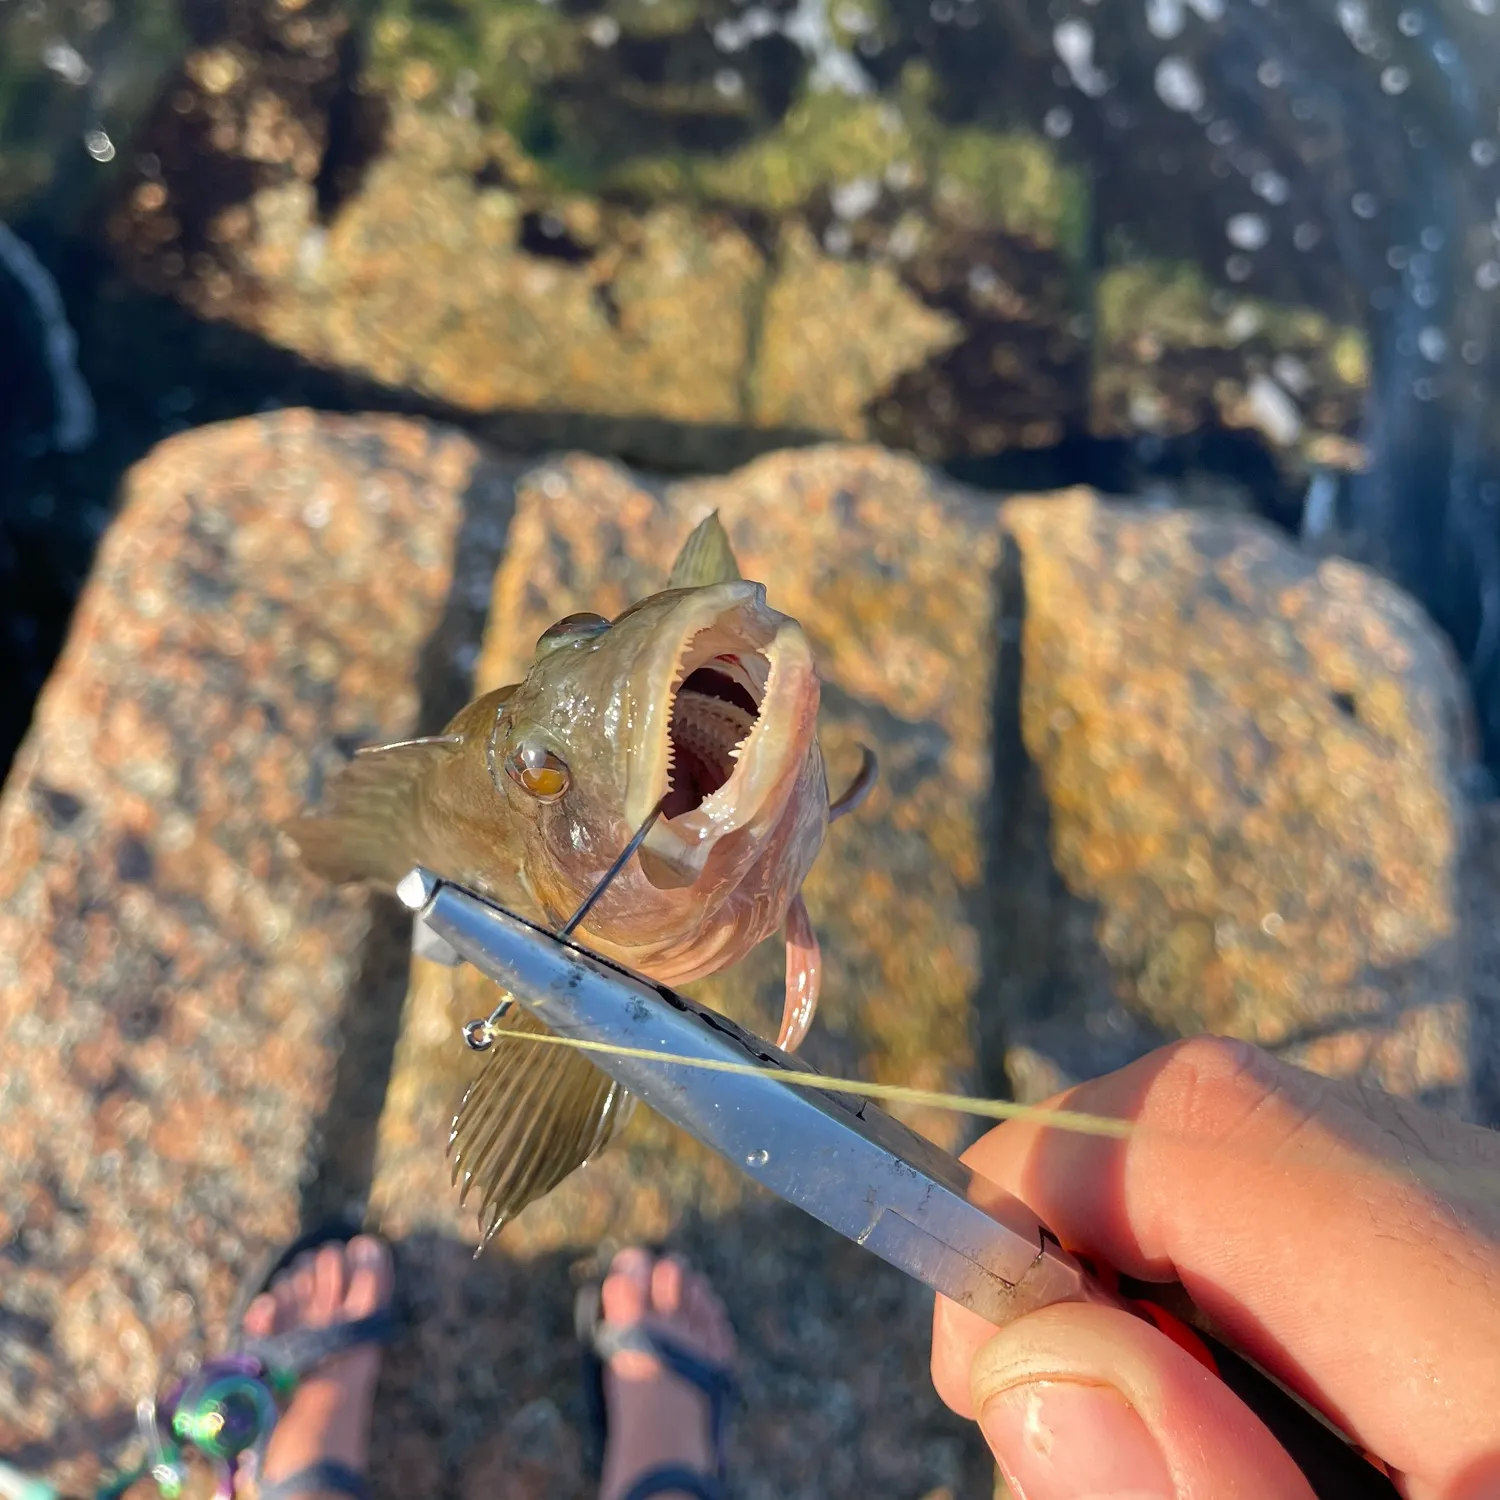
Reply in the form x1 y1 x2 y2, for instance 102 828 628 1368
366 1206 992 1500
973 530 1166 1108
295 450 523 1228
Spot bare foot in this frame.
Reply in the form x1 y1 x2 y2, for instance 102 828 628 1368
239 1235 393 1500
598 1248 737 1500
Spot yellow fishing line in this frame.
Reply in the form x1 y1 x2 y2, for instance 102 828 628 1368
489 1026 1136 1136
487 1024 1500 1205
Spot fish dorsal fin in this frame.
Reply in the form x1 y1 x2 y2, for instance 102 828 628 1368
667 511 742 589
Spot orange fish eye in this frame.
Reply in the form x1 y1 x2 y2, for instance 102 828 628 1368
505 744 571 802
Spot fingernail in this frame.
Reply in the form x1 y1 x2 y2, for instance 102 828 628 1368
980 1380 1174 1500
349 1236 382 1266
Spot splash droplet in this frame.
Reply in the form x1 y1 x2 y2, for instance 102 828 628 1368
1154 55 1205 112
1226 212 1270 250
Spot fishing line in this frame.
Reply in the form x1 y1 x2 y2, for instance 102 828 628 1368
477 1025 1500 1203
463 799 669 1049
558 797 668 940
471 1026 1136 1136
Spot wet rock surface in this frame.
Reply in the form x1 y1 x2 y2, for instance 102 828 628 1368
2 410 1494 1497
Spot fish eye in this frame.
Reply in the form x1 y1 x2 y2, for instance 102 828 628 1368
505 740 571 801
535 612 610 658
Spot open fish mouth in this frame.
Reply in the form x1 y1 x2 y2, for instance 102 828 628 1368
630 582 816 887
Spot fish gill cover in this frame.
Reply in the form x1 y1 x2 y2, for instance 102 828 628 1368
2 0 1500 777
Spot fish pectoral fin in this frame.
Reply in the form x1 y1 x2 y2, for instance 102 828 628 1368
829 744 878 823
667 511 743 589
448 1004 635 1248
282 735 464 889
777 893 822 1052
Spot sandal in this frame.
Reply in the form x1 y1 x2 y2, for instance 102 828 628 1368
98 1220 398 1500
575 1272 737 1500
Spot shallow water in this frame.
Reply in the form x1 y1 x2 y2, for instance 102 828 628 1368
4 0 1500 775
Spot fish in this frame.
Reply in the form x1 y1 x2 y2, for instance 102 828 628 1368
283 512 876 1242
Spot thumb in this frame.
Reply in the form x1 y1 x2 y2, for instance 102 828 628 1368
970 1302 1317 1500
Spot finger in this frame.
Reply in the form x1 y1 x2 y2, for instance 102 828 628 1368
931 1035 1500 1495
970 1302 1317 1500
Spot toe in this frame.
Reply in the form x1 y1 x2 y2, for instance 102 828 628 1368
343 1237 393 1318
311 1244 346 1324
243 1293 278 1339
271 1272 300 1332
650 1255 686 1316
291 1251 318 1310
682 1275 735 1365
602 1249 653 1326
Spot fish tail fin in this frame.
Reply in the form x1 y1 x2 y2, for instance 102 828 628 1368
449 1004 635 1248
668 511 743 589
282 736 462 888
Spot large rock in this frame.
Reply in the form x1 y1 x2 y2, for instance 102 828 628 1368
994 491 1474 1107
0 412 514 1490
0 411 1483 1498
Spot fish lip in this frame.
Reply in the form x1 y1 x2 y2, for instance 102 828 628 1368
626 580 816 884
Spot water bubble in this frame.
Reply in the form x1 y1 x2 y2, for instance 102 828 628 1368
1187 0 1225 19
1044 106 1073 138
930 0 955 21
1421 225 1445 251
1226 253 1253 282
885 159 916 190
1413 376 1438 400
831 176 880 219
1413 281 1439 308
824 223 853 256
1380 66 1410 94
1434 38 1457 63
1463 340 1484 362
714 68 744 97
1252 170 1289 205
1226 212 1270 250
1418 326 1449 361
1256 59 1284 87
1154 55 1205 112
1351 192 1378 219
1145 0 1185 40
42 42 91 86
1397 7 1425 33
746 1149 770 1166
1470 0 1497 14
835 0 874 30
1387 245 1411 269
1477 260 1500 289
84 129 115 163
1206 118 1237 145
1293 221 1321 250
586 14 620 46
1474 140 1499 167
1054 20 1111 96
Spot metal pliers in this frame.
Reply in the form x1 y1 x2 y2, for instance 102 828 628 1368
398 868 1397 1500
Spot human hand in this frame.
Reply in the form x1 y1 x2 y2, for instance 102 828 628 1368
930 1036 1500 1500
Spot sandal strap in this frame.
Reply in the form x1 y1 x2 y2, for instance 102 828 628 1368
593 1323 737 1404
241 1308 398 1377
257 1460 371 1500
592 1320 735 1482
615 1465 724 1500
